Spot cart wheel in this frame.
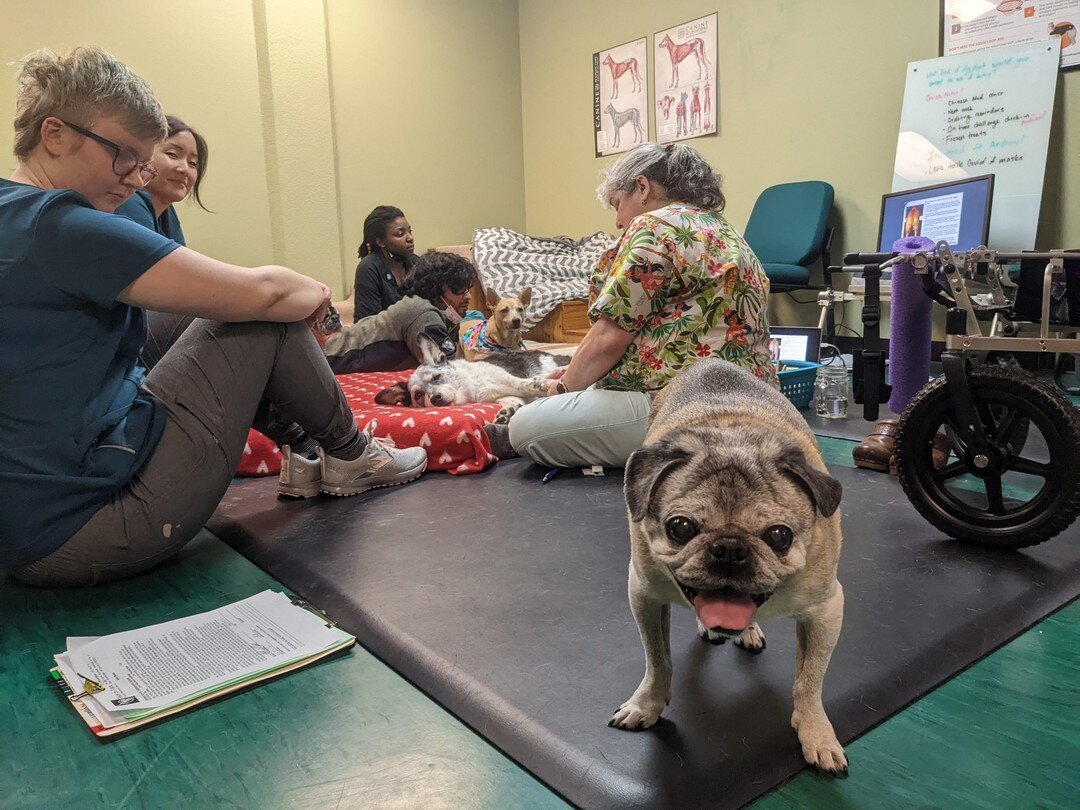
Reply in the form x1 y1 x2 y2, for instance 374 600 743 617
894 365 1080 548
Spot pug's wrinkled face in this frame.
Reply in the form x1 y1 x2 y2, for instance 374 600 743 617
625 428 841 635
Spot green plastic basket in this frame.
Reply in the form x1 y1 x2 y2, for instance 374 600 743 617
777 360 821 410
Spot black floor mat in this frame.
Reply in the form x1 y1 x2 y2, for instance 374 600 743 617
209 462 1079 809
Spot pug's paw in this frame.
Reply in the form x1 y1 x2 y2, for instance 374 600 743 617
495 403 521 424
735 623 766 654
792 710 848 776
609 690 669 731
696 618 728 645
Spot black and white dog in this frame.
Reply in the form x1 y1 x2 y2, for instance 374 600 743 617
375 334 570 420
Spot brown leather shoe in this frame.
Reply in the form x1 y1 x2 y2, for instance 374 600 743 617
889 431 953 475
853 418 898 472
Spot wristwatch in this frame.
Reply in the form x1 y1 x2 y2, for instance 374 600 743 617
555 381 569 395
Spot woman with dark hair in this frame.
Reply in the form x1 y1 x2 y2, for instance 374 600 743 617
324 251 475 374
488 142 776 468
352 205 416 319
115 114 208 244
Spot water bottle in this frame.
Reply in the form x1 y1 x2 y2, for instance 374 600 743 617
814 366 849 419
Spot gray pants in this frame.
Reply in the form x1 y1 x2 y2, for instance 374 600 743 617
508 388 651 468
14 318 356 587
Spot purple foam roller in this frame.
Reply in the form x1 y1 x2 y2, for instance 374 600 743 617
888 236 936 412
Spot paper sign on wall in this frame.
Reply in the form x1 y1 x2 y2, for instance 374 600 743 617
893 40 1059 250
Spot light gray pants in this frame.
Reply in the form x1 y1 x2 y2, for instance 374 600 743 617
508 388 651 469
14 319 356 588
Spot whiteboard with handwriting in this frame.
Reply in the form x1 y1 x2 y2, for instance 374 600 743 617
893 41 1058 249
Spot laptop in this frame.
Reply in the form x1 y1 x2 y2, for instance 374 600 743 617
768 326 822 364
850 174 995 293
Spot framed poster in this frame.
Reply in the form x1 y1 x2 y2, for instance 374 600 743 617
941 0 1079 70
593 37 648 157
653 13 717 144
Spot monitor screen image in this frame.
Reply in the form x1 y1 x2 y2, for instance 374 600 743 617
768 326 821 364
878 174 994 253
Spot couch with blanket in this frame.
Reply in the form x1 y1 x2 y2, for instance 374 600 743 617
436 227 614 344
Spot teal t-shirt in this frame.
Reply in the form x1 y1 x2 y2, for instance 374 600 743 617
115 190 186 245
0 180 181 568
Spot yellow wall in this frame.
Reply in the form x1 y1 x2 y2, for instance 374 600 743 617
0 0 275 268
325 0 525 291
1 0 1073 309
0 0 525 296
518 0 1079 328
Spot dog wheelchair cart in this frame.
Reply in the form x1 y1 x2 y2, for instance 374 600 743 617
852 243 1080 549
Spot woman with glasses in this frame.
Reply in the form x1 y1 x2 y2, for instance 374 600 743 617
0 47 427 588
116 115 208 245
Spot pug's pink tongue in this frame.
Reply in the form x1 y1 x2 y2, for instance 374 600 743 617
693 590 757 631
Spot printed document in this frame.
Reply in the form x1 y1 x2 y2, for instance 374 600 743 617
67 590 351 710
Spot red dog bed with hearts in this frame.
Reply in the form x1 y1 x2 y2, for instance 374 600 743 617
237 371 504 477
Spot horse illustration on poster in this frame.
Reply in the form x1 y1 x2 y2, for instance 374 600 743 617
593 37 649 157
654 14 717 144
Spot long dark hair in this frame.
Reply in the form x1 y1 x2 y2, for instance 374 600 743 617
164 115 210 211
358 205 406 259
400 252 476 305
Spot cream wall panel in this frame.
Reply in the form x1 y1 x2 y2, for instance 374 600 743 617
0 0 275 268
255 0 344 286
325 0 526 294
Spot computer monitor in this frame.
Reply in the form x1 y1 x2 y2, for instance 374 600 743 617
767 326 822 364
877 174 994 253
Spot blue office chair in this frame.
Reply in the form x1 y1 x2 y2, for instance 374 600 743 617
743 181 834 292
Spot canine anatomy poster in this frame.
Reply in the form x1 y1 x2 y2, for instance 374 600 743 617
941 0 1079 70
593 37 648 157
654 13 717 143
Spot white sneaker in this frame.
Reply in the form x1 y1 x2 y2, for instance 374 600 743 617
319 425 427 497
278 445 321 499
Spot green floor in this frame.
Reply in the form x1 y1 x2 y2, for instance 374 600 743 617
1 436 1077 809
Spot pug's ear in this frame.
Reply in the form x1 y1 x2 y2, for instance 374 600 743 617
415 333 446 366
518 286 532 307
624 441 691 522
374 382 410 406
778 450 843 517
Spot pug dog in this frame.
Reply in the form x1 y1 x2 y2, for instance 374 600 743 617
611 359 848 775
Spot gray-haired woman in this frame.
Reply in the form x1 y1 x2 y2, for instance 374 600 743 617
488 142 776 468
0 47 426 587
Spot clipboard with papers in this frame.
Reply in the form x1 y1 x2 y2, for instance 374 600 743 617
49 590 355 737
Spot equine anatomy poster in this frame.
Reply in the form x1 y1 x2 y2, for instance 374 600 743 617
593 37 648 157
941 0 1079 70
654 13 717 143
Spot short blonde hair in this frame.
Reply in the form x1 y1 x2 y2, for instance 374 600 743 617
13 46 165 158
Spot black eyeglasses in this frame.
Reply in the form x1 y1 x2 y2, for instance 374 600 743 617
59 120 158 184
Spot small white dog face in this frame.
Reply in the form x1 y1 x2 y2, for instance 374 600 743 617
405 334 469 407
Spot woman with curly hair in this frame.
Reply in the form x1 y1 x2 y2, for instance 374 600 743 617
323 251 476 374
488 142 776 468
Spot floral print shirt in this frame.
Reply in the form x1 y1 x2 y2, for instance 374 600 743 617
588 202 777 392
